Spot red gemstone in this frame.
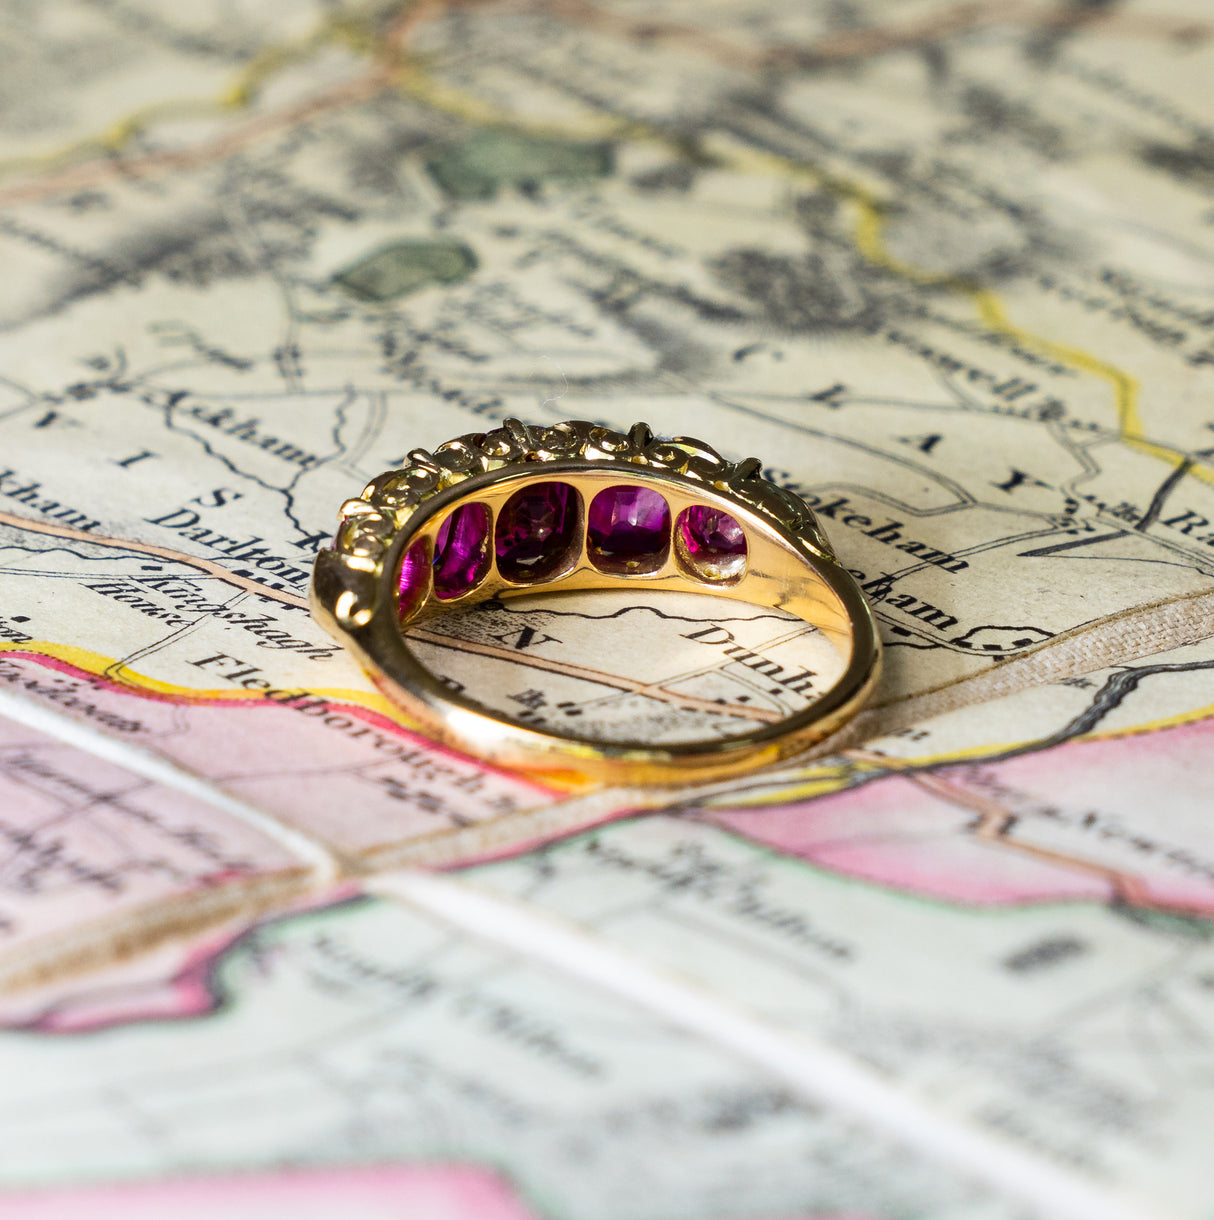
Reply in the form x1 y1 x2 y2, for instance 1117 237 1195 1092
678 505 747 581
495 482 579 583
432 502 491 599
397 538 429 620
587 485 670 573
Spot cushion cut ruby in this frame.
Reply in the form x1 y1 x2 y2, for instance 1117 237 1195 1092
397 538 430 620
677 505 747 581
495 481 579 583
587 485 671 573
432 502 491 599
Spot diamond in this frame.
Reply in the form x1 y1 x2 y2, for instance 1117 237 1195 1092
677 505 747 582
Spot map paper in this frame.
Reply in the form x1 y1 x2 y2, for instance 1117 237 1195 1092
1 2 1214 1217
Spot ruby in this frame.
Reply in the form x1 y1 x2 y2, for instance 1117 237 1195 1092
397 538 430 620
432 502 491 599
495 482 579 583
587 485 670 573
677 505 748 581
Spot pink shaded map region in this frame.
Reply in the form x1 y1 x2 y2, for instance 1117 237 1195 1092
0 711 305 957
0 651 556 854
0 1163 869 1220
0 1164 542 1220
4 924 244 1033
0 885 360 1033
704 718 1214 916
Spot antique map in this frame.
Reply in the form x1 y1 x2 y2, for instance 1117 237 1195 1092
2 1 1214 1217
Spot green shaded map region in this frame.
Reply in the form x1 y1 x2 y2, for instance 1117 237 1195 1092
426 130 614 199
334 239 478 301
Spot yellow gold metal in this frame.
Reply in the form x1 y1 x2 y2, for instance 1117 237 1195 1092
310 419 882 786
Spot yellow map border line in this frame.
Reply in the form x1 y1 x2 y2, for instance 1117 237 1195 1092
712 692 1214 809
0 0 1185 501
390 51 1189 493
0 639 407 721
852 203 1201 484
1 3 1208 811
0 639 609 805
0 4 394 182
2 507 798 744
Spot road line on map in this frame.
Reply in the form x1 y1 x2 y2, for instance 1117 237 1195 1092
0 0 444 206
0 8 378 179
0 870 318 996
0 686 340 883
904 769 1158 907
372 868 1164 1220
357 786 665 871
0 70 395 207
457 0 1211 71
0 510 309 609
824 585 1214 759
409 629 782 722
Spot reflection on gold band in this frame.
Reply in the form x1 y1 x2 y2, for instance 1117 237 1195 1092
310 419 882 786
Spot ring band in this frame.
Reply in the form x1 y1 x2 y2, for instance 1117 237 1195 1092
310 419 881 785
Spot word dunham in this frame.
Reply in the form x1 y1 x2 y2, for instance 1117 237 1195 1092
680 626 820 695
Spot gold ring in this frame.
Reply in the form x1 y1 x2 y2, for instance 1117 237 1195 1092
310 419 881 785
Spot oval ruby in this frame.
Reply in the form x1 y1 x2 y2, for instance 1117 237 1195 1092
677 505 747 582
432 502 491 599
587 485 671 574
495 482 579 583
